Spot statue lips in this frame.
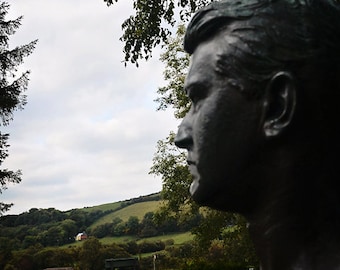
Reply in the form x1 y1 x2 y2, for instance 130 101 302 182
187 158 200 195
187 159 196 166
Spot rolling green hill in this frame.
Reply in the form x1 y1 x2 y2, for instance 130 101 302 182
0 192 196 250
0 193 258 270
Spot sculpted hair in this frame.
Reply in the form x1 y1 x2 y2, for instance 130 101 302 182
184 0 340 98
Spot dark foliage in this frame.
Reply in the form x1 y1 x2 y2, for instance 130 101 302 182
0 1 37 214
103 0 212 65
0 207 113 248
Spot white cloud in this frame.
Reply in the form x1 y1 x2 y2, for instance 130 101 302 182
2 0 180 214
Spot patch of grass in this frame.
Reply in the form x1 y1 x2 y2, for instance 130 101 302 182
113 201 162 221
97 232 193 246
80 201 122 213
99 236 138 245
89 201 161 229
60 232 193 251
137 232 194 245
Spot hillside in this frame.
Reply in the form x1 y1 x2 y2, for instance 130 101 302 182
0 193 258 270
0 192 202 270
0 192 197 249
80 192 161 213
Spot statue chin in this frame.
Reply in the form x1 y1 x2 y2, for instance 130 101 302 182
189 177 218 208
189 176 209 205
189 180 200 196
188 163 202 198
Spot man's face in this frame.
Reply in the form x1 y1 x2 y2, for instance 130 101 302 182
175 31 266 212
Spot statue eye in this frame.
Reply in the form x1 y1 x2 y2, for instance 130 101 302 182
187 87 208 113
187 85 207 104
189 91 199 104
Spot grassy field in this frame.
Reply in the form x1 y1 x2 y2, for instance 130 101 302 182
101 231 193 245
99 235 137 245
81 193 160 213
80 201 123 213
89 201 161 229
62 232 193 249
111 201 161 221
137 231 194 245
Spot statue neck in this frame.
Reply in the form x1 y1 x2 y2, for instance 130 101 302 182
248 213 340 270
246 142 340 270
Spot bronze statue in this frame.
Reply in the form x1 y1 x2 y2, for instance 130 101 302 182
175 0 340 269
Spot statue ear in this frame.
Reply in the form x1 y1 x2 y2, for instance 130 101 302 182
263 72 297 137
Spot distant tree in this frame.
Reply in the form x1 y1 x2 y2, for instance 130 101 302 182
33 247 77 270
140 211 158 237
100 243 131 260
103 0 211 65
60 219 78 243
44 226 63 247
68 209 87 229
92 223 112 238
138 240 165 253
112 221 125 236
79 237 103 270
0 236 13 269
22 235 38 249
122 240 138 255
0 1 37 215
110 216 124 236
126 216 140 235
112 216 123 226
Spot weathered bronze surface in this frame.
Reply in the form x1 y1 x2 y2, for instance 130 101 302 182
175 0 340 269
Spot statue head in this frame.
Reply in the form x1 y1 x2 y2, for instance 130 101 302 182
175 0 340 214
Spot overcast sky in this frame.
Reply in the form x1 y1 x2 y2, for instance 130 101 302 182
2 0 180 215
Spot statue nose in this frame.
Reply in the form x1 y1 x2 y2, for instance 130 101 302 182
175 123 193 149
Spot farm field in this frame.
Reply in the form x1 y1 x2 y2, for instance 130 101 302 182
61 231 193 249
89 200 162 229
98 231 193 246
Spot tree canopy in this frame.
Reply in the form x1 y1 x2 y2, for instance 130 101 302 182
0 1 37 214
104 0 258 265
104 0 211 65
